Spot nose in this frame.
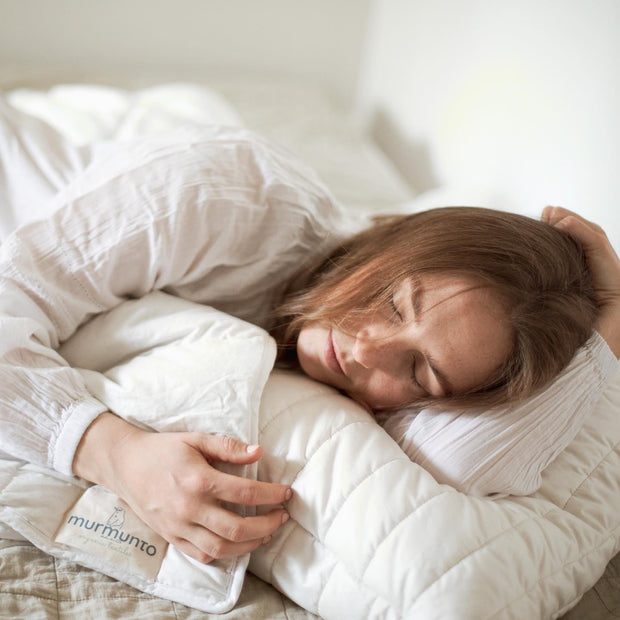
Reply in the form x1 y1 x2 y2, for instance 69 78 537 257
352 326 402 370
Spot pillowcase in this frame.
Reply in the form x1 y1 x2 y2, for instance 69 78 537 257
378 333 618 496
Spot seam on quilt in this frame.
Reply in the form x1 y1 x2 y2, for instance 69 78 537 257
408 504 559 616
359 487 448 581
262 409 415 617
316 556 340 615
323 455 417 544
490 530 619 619
269 521 401 619
259 392 320 431
561 442 620 512
285 420 394 536
272 414 381 492
259 390 371 435
262 518 299 576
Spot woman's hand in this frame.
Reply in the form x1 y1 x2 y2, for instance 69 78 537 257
542 206 620 358
73 412 291 563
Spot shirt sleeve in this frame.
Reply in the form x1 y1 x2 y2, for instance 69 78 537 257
0 125 346 475
379 332 619 497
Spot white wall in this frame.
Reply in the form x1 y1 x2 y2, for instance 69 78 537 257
2 0 617 247
0 0 370 105
358 0 620 249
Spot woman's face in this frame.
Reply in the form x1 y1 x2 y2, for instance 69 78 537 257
296 273 514 410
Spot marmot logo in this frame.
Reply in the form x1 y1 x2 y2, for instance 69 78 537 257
106 506 125 529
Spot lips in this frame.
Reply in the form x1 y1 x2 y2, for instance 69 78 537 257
325 329 345 376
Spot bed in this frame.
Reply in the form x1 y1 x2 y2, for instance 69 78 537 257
0 72 619 620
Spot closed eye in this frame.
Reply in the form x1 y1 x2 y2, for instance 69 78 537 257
410 358 429 395
390 296 403 322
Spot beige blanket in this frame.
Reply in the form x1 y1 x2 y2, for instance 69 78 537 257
1 540 617 619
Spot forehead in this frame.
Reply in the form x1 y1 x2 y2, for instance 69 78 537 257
403 273 513 392
397 272 504 314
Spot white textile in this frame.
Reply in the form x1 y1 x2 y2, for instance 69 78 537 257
0 104 619 617
1 291 618 618
0 124 349 475
380 332 618 496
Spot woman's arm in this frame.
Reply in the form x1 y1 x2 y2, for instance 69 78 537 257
0 125 344 560
73 412 290 562
542 206 620 358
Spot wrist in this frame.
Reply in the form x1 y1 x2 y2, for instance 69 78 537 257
72 412 141 489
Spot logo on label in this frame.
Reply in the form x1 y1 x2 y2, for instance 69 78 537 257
66 507 158 557
106 506 126 529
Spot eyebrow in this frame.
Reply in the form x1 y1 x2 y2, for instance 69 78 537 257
411 282 455 396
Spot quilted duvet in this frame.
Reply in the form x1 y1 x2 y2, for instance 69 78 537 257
0 291 619 619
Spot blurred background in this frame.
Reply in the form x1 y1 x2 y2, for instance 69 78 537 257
1 0 618 248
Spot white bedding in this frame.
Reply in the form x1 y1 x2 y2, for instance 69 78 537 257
0 79 412 240
0 80 619 619
1 290 618 619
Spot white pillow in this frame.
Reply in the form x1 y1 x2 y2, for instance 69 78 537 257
7 83 243 145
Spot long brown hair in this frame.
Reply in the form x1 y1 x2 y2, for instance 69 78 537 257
271 207 597 410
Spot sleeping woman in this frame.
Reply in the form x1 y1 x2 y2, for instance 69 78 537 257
0 125 618 565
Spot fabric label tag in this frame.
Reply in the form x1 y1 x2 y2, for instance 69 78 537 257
54 485 168 580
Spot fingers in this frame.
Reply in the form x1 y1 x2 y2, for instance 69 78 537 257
131 431 295 564
540 205 588 227
542 205 615 255
179 434 294 563
173 508 290 565
173 531 266 565
197 505 290 543
195 433 264 464
541 205 611 254
189 433 293 506
203 468 293 506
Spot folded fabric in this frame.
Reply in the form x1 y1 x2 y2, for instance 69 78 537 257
0 292 275 612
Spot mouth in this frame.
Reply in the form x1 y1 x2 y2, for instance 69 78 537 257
324 329 345 376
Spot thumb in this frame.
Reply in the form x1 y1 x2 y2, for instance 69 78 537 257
193 433 263 464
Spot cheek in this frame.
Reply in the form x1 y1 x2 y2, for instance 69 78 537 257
351 372 419 410
296 326 324 376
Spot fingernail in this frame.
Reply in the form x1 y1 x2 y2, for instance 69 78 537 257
281 512 290 524
284 488 293 501
246 444 260 453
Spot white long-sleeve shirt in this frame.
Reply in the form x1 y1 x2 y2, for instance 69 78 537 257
0 124 617 496
0 125 349 475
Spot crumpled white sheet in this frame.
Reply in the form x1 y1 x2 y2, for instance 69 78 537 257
0 83 244 239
